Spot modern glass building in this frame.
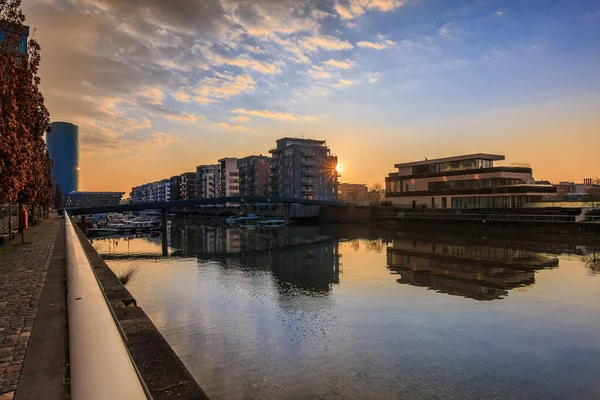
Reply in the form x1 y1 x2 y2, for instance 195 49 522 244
0 21 29 54
47 122 79 195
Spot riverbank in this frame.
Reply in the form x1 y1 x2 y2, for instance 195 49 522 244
73 224 209 400
320 205 600 235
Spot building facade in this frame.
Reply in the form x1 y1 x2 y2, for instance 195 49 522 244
338 183 368 204
179 172 197 200
385 153 556 209
65 192 124 208
196 164 220 199
130 179 170 203
218 158 239 197
269 138 338 201
238 155 270 197
170 175 182 201
47 122 79 195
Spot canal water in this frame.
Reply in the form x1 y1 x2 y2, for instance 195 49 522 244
93 222 600 400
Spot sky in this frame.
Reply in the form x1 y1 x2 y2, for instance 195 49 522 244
23 0 600 193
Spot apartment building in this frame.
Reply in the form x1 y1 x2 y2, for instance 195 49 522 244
196 164 220 198
179 172 197 200
269 138 338 201
218 158 239 197
384 153 556 208
237 155 270 197
338 183 368 204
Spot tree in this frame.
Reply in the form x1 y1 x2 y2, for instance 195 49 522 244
367 183 386 206
582 247 600 276
1 0 53 241
583 178 600 212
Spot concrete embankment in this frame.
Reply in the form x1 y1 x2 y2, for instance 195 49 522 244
320 206 600 235
73 224 210 400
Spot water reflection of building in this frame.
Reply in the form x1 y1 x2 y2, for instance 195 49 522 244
171 222 340 291
387 237 558 300
271 242 340 291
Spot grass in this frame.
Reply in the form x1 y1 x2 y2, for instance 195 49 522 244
117 264 140 286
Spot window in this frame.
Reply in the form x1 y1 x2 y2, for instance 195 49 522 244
442 197 447 209
431 197 435 208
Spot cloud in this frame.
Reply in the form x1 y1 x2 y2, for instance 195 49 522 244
230 115 251 123
357 39 396 49
232 109 317 121
311 9 332 20
153 107 203 123
140 88 165 105
177 72 257 104
206 53 282 75
334 0 405 20
366 72 380 83
323 58 356 70
299 35 354 52
334 79 355 88
439 22 468 39
307 66 333 80
216 122 250 131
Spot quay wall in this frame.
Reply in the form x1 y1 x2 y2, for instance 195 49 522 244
320 206 600 235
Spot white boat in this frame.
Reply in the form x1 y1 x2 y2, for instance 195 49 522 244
108 219 160 231
226 214 262 225
259 219 286 227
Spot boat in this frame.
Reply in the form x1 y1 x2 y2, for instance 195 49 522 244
226 214 263 226
108 218 160 231
259 219 286 228
87 227 119 237
225 216 240 225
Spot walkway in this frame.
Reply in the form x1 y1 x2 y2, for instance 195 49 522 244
0 214 64 399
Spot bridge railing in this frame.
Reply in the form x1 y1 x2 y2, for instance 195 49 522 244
65 213 150 400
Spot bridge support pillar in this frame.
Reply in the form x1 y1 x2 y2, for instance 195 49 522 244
161 208 168 257
284 203 291 224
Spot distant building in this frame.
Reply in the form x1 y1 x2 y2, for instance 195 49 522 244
385 153 556 208
218 158 239 197
130 179 170 203
554 178 598 200
179 172 197 200
238 155 269 197
46 122 79 196
196 164 219 199
338 183 368 204
170 175 182 201
0 21 29 54
269 137 338 201
65 192 124 208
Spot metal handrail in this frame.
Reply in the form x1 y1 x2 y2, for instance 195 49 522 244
65 213 149 400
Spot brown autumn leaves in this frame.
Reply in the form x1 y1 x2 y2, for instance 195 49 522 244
0 0 54 212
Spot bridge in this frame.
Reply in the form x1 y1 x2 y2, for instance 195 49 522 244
68 196 345 215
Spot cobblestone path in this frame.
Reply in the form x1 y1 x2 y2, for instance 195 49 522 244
0 215 61 397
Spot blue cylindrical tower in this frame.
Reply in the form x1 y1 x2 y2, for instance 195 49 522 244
47 122 79 195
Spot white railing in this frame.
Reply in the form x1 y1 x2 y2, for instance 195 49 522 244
65 214 149 400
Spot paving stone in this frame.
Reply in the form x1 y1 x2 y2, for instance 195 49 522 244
0 216 60 395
